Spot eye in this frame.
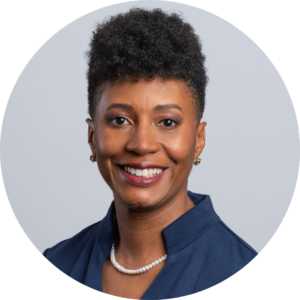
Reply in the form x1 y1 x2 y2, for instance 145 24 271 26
111 117 130 126
158 119 178 128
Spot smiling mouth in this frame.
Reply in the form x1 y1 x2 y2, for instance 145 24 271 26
119 166 164 178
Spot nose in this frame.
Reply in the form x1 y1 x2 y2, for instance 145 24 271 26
125 122 160 156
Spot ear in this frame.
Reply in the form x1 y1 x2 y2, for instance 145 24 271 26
195 121 207 159
86 118 96 155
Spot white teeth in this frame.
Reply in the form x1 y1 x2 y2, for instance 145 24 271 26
124 167 163 177
142 169 148 177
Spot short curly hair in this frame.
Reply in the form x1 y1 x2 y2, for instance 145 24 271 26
86 8 208 121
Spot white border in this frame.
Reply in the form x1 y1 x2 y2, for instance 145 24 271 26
1 1 299 299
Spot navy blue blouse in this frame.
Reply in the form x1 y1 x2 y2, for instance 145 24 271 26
43 191 257 298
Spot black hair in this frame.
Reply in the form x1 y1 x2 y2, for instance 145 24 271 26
86 8 208 121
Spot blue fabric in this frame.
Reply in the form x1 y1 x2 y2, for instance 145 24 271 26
43 191 257 298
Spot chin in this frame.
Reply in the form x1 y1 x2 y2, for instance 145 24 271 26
116 189 163 211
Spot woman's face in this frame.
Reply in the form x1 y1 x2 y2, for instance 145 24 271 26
86 78 206 210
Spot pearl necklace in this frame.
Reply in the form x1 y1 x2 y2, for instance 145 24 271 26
110 243 167 275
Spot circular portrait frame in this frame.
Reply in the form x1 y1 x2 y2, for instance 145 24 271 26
0 1 299 299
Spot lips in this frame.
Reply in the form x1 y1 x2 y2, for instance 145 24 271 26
118 162 168 170
117 163 168 187
124 166 163 177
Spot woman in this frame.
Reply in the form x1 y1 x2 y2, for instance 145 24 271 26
43 8 257 299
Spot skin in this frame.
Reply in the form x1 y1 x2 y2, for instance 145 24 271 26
86 77 207 299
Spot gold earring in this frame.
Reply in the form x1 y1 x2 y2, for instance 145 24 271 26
90 154 96 162
193 158 201 166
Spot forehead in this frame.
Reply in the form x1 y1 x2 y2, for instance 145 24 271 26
97 78 195 113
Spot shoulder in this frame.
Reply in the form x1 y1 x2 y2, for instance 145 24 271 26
43 221 101 274
217 220 257 256
199 220 257 274
182 219 258 292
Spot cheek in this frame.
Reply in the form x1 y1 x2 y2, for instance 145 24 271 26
95 128 124 158
163 127 196 166
94 128 126 182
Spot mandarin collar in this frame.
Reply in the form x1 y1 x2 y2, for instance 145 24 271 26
97 191 220 258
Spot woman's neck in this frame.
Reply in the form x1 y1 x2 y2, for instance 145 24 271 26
112 187 195 267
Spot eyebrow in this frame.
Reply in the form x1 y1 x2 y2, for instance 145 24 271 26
105 103 182 113
153 104 182 112
105 103 134 112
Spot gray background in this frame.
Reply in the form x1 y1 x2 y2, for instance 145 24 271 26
0 0 299 253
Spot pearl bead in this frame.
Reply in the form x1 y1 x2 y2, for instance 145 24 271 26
110 242 167 275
